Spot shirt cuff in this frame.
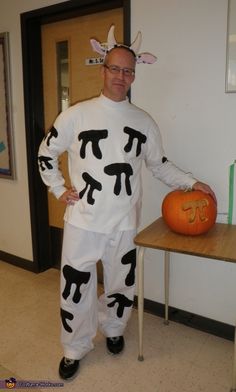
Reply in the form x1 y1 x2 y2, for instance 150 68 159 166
49 185 67 199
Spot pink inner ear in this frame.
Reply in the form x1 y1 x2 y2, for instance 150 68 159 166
136 53 157 64
90 39 106 55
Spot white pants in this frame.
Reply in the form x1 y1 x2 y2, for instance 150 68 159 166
60 222 137 360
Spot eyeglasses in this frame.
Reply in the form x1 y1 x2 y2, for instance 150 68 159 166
104 64 135 77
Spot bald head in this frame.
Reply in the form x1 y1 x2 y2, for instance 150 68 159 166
104 46 136 67
101 47 136 102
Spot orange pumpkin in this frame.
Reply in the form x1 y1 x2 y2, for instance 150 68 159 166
162 189 217 235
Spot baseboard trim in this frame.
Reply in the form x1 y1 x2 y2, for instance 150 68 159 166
0 251 37 272
134 296 234 342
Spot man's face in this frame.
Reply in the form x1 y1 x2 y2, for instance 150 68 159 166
101 47 136 102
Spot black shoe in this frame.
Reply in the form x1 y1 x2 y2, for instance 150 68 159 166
59 357 80 380
106 336 124 355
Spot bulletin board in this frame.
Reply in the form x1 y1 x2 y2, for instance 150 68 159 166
0 32 15 179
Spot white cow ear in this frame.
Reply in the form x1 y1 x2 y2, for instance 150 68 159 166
136 53 157 64
90 39 106 55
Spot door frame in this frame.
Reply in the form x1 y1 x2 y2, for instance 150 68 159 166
20 0 131 272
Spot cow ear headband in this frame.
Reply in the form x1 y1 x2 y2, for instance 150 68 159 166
90 25 157 64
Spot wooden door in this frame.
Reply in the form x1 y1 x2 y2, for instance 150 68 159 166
41 9 123 229
41 9 123 269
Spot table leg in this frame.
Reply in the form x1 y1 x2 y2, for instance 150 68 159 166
164 250 170 325
231 325 236 392
137 246 145 361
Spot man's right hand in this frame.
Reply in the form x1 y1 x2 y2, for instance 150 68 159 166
59 187 80 205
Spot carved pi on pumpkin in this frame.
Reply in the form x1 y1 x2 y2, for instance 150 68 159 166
162 190 217 235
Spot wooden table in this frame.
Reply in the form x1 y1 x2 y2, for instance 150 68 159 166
134 217 236 392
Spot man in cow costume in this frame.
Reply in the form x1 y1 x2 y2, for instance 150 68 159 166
38 26 216 380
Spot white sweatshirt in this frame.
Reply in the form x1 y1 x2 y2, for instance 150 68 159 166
38 94 196 233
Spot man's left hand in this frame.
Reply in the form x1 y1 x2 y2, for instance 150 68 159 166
192 181 217 204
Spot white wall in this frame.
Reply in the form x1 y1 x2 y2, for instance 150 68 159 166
0 0 235 325
0 0 65 260
131 0 236 325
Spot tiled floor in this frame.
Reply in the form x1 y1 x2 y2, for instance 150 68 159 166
0 260 234 392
